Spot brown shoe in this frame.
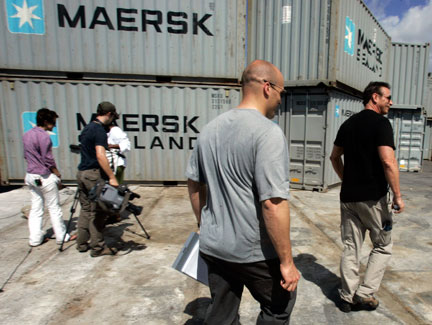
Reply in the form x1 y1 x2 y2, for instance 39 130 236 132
353 294 379 310
90 246 118 257
77 244 89 253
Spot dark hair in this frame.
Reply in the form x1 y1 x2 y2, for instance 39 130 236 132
362 81 391 106
36 108 59 127
96 101 118 118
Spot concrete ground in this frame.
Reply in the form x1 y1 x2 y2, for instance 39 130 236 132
0 162 431 325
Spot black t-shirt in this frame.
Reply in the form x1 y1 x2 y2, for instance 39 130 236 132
78 121 108 171
334 109 395 202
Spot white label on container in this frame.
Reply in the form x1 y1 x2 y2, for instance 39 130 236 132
282 6 292 24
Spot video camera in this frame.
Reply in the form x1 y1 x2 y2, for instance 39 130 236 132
70 144 81 154
89 182 143 216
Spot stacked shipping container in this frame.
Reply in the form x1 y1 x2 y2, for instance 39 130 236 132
248 0 392 189
0 0 247 80
248 0 391 93
388 42 430 169
0 0 247 184
423 75 432 160
0 79 240 182
0 0 430 187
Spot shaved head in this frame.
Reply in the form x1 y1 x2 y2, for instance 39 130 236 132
241 60 282 90
237 60 284 119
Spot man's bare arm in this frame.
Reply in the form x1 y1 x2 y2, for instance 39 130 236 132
330 145 344 180
262 198 300 291
96 145 119 187
378 146 404 213
187 179 207 225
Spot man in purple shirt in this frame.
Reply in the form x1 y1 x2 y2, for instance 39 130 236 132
23 108 76 247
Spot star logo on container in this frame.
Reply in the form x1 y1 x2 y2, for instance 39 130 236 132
335 105 340 118
344 16 355 56
6 0 45 35
22 112 59 148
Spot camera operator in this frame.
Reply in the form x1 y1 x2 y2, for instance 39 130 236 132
76 101 119 257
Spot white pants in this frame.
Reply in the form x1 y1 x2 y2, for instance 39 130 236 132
25 173 70 246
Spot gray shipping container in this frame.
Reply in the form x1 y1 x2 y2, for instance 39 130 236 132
0 0 246 80
424 76 432 117
423 120 432 160
248 0 391 93
276 87 364 191
388 42 430 109
0 78 241 184
388 108 426 172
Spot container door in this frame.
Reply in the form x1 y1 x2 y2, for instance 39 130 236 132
279 89 328 190
424 120 432 160
388 109 425 172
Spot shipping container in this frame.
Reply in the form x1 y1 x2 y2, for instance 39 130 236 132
0 0 246 81
388 108 426 172
276 86 364 191
0 78 241 184
248 0 391 94
388 42 430 108
424 75 432 117
423 120 432 160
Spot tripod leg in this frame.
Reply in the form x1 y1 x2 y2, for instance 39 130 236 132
59 188 80 252
133 214 151 239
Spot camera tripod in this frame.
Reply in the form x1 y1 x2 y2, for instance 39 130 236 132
59 186 150 252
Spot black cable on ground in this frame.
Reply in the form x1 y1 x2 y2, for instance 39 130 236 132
0 247 32 293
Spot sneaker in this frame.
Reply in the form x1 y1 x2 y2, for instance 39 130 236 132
105 214 122 225
29 237 49 247
90 246 118 257
77 244 89 253
338 299 353 313
353 294 379 310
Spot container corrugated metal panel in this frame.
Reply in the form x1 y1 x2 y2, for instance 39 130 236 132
276 86 363 191
389 43 430 108
248 0 391 93
388 108 426 172
423 120 432 160
0 78 241 183
0 0 246 80
425 76 432 117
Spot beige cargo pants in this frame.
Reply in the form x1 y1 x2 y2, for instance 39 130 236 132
339 195 393 303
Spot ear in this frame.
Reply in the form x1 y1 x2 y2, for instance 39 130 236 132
371 92 379 103
263 82 271 98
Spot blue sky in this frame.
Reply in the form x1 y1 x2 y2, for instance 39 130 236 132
363 0 432 71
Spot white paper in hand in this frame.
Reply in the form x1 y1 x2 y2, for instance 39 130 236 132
172 232 209 286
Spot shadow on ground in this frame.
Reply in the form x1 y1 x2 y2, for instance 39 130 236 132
294 253 340 305
105 215 148 255
183 297 211 325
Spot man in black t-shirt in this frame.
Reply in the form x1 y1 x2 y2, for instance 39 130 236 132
330 82 404 312
76 101 119 257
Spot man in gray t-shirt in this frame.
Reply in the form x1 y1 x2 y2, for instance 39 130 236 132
186 60 300 324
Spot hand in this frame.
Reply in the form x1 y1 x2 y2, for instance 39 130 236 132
280 262 301 292
109 177 119 188
393 196 404 213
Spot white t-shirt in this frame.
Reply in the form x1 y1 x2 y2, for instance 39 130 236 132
106 126 130 169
